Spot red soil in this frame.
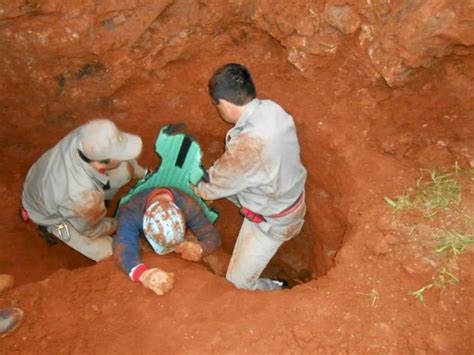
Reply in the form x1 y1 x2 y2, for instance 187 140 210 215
0 10 473 354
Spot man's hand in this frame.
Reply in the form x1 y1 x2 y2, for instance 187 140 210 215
128 160 149 180
139 268 174 296
175 241 203 262
190 184 214 206
190 184 201 198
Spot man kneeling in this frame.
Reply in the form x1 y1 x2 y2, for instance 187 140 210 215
21 119 146 261
113 187 222 296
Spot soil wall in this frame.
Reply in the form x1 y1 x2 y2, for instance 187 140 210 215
0 0 473 353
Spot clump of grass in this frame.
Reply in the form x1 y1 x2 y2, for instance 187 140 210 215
385 164 473 304
409 267 460 304
408 226 472 304
435 229 474 257
383 194 413 212
414 170 461 209
384 169 461 215
409 282 434 304
437 266 459 290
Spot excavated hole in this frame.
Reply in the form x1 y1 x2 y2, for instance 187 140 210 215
257 150 349 288
14 29 351 288
33 115 350 289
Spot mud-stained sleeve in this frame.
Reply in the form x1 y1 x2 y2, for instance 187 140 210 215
58 190 112 238
197 134 263 200
177 192 221 256
112 196 146 275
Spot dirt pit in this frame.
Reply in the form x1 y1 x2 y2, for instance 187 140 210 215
1 1 473 353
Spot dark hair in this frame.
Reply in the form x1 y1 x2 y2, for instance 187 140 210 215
208 63 256 106
78 150 111 165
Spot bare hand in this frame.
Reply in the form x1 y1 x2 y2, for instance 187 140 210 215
190 184 201 198
175 241 203 262
139 268 174 296
128 159 148 180
190 184 214 206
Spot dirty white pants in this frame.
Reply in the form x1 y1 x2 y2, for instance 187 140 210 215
226 200 306 291
48 222 113 262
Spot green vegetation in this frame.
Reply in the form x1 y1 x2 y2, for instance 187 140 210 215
409 283 434 304
383 194 413 212
384 169 461 216
408 224 473 304
408 266 460 304
435 229 474 257
383 164 473 304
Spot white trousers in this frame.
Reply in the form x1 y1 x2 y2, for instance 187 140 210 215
226 200 306 291
48 222 113 262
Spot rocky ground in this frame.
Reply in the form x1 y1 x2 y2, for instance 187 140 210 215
0 0 473 353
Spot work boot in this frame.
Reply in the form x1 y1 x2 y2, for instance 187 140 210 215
37 225 58 246
0 307 24 338
269 278 289 290
19 208 58 246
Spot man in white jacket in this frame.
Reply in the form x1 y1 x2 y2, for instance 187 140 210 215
22 119 146 261
195 63 307 291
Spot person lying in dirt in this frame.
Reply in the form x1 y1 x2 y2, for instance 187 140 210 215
193 63 307 291
113 187 222 296
21 119 147 261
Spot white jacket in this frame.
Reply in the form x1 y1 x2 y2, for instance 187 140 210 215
22 127 140 238
198 99 307 216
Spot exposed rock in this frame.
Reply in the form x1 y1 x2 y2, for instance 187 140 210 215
380 132 414 158
295 16 319 37
276 17 295 36
323 4 361 35
252 0 340 72
1 0 471 102
362 0 474 86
